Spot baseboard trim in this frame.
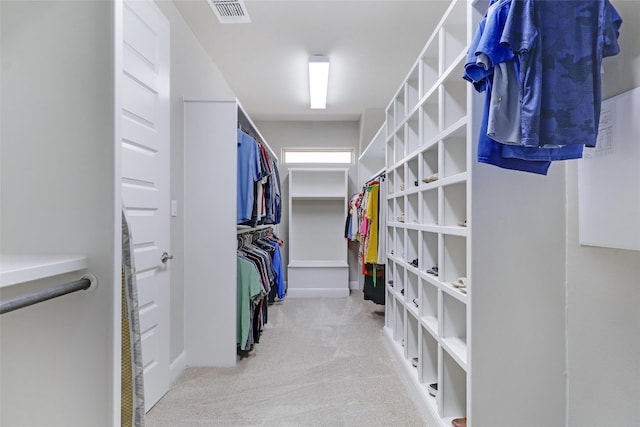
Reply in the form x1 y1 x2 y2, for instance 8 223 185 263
169 351 187 385
349 280 360 290
286 288 350 298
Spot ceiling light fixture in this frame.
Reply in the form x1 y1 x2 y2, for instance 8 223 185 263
309 55 330 109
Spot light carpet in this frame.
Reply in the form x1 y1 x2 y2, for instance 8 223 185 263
146 291 430 426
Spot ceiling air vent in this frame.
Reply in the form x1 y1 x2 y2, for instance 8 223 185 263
208 0 251 24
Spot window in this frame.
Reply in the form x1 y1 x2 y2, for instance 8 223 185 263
281 148 354 164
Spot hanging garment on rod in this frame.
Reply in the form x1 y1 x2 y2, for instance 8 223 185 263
236 228 285 351
363 263 385 306
346 177 386 306
237 128 262 224
463 0 623 173
237 129 282 227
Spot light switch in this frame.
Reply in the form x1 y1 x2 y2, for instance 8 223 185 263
171 200 178 217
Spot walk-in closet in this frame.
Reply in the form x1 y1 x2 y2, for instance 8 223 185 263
1 1 639 426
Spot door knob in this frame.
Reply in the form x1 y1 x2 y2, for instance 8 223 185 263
161 252 173 263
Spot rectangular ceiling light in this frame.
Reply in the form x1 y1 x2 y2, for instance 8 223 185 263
309 55 330 109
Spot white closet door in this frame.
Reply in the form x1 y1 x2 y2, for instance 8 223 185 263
121 0 171 412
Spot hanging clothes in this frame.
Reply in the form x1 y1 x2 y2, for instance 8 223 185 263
463 0 623 173
363 264 385 305
237 129 262 223
237 129 283 226
236 228 285 351
364 183 380 265
347 174 386 305
236 256 265 351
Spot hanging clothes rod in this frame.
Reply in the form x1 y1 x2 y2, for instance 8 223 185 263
0 274 98 315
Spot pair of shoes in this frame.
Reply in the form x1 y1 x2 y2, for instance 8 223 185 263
426 266 438 275
428 382 437 397
451 277 468 294
451 418 467 427
414 180 419 187
422 173 438 183
387 280 394 287
411 357 418 367
410 258 418 267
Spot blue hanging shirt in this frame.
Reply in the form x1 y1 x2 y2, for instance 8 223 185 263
237 129 261 223
464 0 551 174
501 0 622 148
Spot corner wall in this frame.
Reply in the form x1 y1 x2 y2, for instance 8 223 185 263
566 1 640 424
153 0 235 369
1 1 117 425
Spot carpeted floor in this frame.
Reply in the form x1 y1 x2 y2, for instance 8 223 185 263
145 291 430 426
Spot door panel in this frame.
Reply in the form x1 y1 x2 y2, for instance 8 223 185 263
122 0 170 412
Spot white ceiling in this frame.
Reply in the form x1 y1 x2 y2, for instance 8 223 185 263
173 0 451 122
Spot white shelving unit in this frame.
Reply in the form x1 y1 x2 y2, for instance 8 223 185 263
0 255 88 288
382 1 567 426
358 123 386 187
183 98 277 366
287 168 349 297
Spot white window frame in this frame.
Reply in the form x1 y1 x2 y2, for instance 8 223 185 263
281 147 354 165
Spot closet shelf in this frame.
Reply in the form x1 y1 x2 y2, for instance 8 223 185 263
442 337 468 369
290 194 345 200
421 316 439 337
288 260 348 268
0 254 88 288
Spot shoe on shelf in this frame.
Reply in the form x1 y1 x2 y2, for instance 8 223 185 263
428 382 437 397
451 418 467 427
422 173 439 183
410 258 419 267
412 298 419 308
451 277 468 294
400 288 405 295
426 266 438 275
411 357 418 368
452 277 468 289
458 219 467 227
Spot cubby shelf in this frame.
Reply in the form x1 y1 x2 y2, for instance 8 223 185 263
383 1 470 425
287 168 349 298
380 1 570 426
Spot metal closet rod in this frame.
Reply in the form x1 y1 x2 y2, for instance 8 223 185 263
0 274 98 315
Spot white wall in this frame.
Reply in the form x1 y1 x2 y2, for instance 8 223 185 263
1 1 117 425
254 121 360 285
359 108 385 152
566 1 640 425
153 0 236 369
